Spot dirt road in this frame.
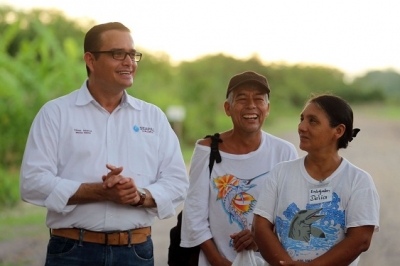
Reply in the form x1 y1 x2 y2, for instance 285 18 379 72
1 113 399 265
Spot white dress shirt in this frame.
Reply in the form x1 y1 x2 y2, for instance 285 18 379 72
20 80 188 231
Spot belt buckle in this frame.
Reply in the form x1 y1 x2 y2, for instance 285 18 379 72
104 230 125 245
104 230 117 245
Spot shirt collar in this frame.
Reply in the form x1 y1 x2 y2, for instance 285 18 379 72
75 80 142 110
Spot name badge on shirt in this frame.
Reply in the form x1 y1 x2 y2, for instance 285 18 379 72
309 187 332 204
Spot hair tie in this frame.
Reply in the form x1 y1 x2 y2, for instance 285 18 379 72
349 128 360 142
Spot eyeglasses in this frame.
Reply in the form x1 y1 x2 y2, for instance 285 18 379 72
90 50 142 62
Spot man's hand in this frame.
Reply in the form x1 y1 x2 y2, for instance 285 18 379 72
101 164 140 205
230 229 257 252
102 164 123 186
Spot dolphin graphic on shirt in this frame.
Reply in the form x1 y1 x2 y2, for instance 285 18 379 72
288 208 326 242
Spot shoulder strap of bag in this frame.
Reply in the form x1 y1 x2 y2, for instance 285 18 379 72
204 133 222 177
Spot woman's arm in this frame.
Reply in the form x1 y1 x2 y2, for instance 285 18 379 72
312 225 374 266
200 239 232 266
279 226 374 266
253 214 293 266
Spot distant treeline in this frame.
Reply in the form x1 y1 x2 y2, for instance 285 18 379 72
1 5 399 171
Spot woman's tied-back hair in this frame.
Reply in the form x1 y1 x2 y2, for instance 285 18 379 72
84 22 131 76
307 94 360 150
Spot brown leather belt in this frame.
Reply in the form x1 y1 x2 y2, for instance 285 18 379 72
51 227 151 246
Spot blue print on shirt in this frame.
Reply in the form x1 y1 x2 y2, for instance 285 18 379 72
275 192 345 257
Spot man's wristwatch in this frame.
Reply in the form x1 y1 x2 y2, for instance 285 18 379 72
131 187 147 207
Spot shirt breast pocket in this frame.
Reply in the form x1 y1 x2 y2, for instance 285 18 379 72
126 132 158 179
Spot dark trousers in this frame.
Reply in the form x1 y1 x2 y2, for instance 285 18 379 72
45 235 154 266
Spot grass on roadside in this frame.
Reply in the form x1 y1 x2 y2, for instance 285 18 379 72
0 201 47 240
353 103 400 120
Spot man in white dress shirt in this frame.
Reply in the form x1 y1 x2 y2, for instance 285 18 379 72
20 22 188 266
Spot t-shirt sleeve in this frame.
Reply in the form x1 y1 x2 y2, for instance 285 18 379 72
346 174 380 232
181 144 213 247
253 167 279 223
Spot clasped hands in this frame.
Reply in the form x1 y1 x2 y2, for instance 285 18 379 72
101 164 141 205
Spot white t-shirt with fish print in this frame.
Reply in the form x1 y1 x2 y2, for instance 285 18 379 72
181 131 298 266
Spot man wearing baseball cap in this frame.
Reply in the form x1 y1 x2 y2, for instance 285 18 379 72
225 71 270 98
180 71 298 265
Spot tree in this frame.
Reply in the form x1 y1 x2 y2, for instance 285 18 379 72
0 5 94 169
352 69 400 102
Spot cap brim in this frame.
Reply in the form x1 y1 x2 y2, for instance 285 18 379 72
226 80 270 98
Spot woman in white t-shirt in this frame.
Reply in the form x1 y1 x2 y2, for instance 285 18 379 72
253 94 380 266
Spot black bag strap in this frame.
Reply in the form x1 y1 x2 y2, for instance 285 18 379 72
204 133 222 177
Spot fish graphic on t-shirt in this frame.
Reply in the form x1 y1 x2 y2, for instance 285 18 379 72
213 172 267 230
288 208 326 242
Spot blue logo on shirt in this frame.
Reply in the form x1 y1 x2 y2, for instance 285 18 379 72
133 125 154 133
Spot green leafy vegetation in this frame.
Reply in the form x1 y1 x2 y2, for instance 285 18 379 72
0 169 20 209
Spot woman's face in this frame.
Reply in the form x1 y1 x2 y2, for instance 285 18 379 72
298 102 343 153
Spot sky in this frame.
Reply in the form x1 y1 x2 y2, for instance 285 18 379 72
2 0 400 77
